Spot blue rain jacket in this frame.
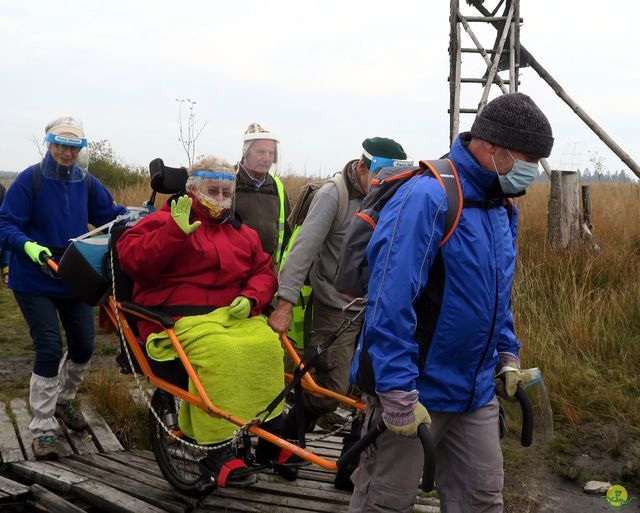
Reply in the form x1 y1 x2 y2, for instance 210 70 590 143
0 152 127 297
351 133 521 413
0 183 10 271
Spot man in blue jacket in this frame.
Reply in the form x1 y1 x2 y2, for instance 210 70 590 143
348 93 553 513
0 116 127 460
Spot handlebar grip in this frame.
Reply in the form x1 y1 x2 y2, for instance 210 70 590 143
337 421 437 493
417 423 436 492
337 422 385 469
515 386 533 447
38 251 51 263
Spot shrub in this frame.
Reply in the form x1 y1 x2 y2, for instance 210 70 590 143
89 140 145 190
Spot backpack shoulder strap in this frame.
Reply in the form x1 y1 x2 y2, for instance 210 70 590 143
418 159 463 247
328 172 350 233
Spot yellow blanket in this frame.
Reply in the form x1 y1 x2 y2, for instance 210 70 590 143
146 308 284 444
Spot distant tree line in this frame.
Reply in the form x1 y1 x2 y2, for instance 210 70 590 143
88 140 146 190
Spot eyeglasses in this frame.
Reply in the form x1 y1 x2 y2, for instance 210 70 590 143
54 144 82 154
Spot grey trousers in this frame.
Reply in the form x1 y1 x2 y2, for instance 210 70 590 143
349 395 504 513
303 301 363 417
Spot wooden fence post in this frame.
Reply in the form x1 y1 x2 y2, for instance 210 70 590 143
547 170 581 249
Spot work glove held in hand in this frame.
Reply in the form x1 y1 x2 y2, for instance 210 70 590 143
229 296 252 319
24 241 52 265
382 401 431 438
496 352 525 401
171 195 201 235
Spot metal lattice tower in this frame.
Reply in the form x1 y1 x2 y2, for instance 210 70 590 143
448 0 640 178
449 0 523 146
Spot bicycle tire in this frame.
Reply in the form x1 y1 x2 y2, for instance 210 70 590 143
149 388 213 496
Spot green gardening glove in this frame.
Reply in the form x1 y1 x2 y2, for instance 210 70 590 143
171 195 201 235
229 296 252 319
24 241 52 265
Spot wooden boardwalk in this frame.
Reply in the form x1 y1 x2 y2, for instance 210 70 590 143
0 399 440 512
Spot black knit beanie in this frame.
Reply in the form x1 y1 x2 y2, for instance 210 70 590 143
470 92 554 157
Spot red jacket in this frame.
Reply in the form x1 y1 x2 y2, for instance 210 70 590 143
116 200 277 340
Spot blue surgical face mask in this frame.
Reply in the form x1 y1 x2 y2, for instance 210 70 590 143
492 151 539 194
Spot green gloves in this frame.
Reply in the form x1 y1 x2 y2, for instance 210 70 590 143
24 241 52 265
496 353 525 401
171 195 201 235
229 296 252 319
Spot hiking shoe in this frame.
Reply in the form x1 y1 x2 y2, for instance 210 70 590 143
199 445 257 488
55 401 88 431
32 435 58 460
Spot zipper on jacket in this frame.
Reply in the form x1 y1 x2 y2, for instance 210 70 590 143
466 210 499 412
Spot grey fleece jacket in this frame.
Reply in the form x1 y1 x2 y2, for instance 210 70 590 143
277 175 363 311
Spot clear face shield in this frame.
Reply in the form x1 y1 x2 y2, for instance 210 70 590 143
44 133 89 182
242 134 279 178
186 171 236 219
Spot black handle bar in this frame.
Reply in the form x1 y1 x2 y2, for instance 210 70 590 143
337 421 436 492
515 386 533 447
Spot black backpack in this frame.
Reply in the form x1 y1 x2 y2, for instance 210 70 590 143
336 159 463 299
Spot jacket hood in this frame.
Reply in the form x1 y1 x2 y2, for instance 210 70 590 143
451 133 501 201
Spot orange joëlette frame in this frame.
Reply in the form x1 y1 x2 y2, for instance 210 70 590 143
99 295 365 471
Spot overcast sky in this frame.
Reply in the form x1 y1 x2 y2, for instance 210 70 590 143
1 1 638 177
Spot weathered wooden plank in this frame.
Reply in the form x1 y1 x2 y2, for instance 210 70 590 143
10 460 87 492
0 474 30 500
258 473 350 493
102 450 165 480
80 399 124 452
71 479 169 513
61 422 100 455
30 483 87 513
49 458 187 513
210 486 350 512
71 453 174 492
414 504 440 513
9 399 35 461
246 478 350 504
0 403 25 462
196 495 303 512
